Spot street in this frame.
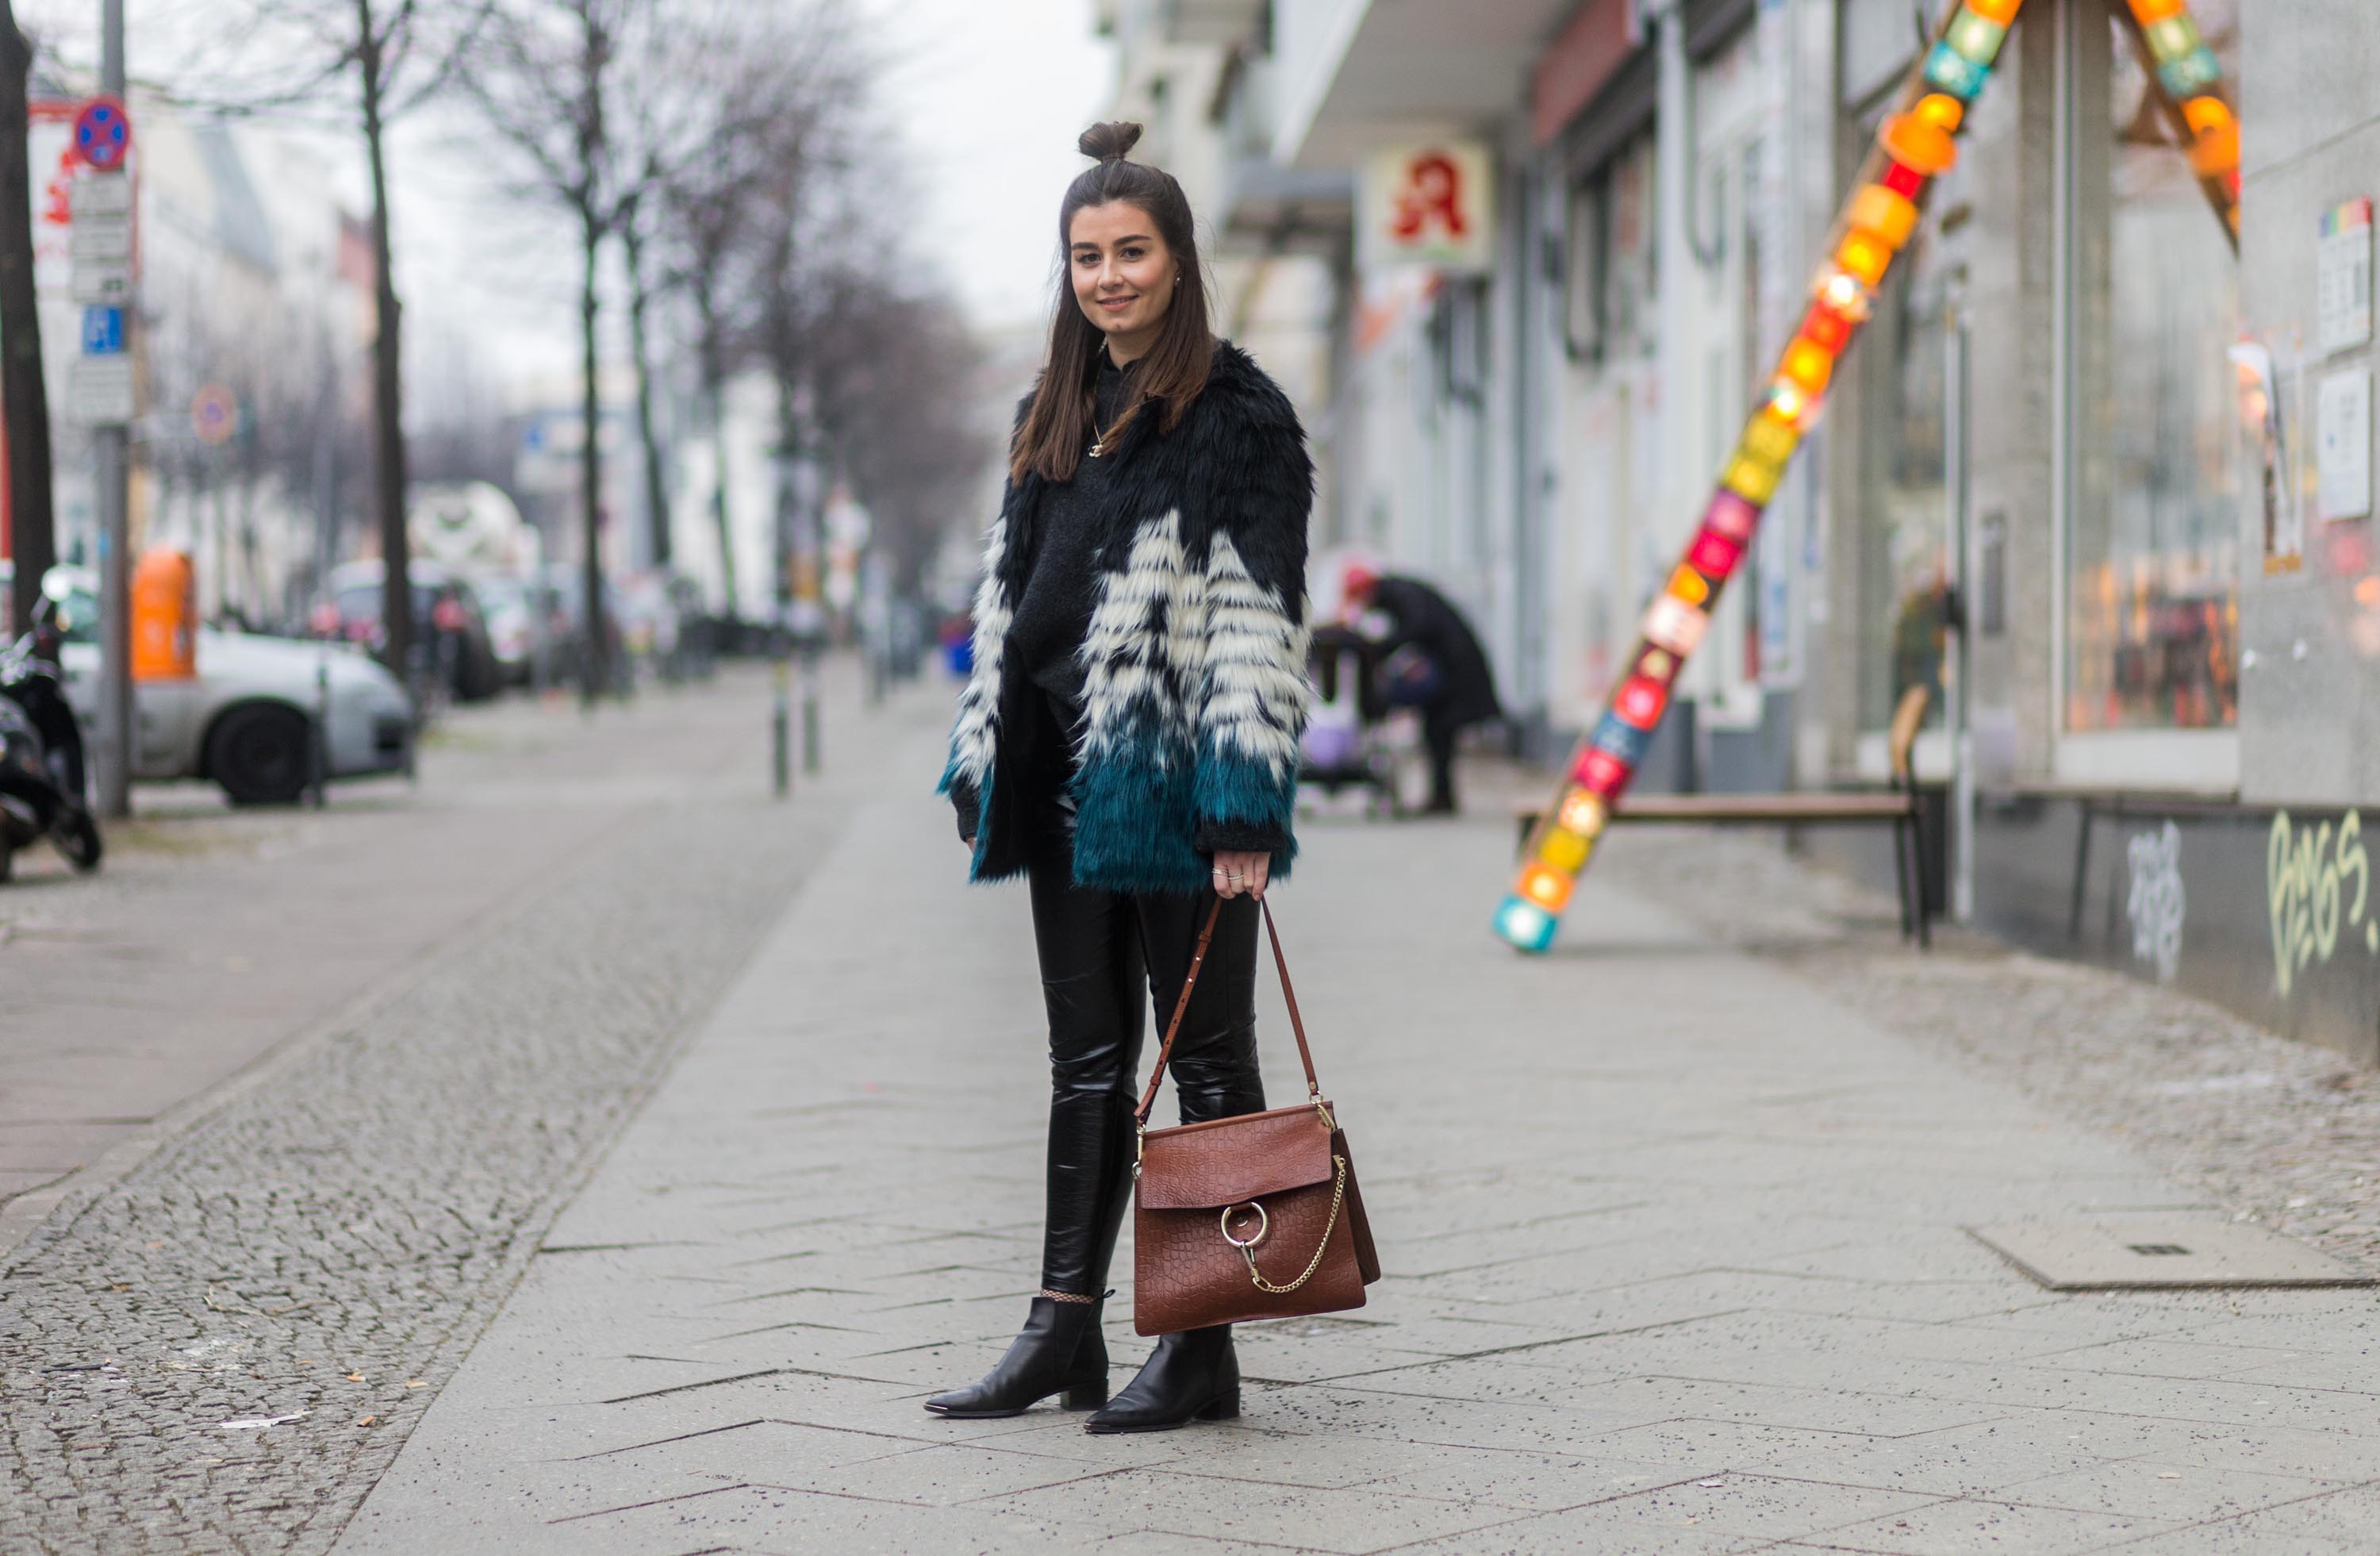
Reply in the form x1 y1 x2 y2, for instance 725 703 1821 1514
9 662 2380 1554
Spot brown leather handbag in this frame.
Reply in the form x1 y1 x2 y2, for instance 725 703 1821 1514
1131 897 1381 1336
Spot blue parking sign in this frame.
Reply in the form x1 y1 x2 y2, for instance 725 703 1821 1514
81 305 124 355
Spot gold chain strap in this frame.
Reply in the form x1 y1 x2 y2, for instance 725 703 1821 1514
1239 1156 1347 1295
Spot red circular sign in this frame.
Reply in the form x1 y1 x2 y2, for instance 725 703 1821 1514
191 385 237 445
74 97 130 171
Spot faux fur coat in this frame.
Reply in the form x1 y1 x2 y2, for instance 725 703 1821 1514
940 340 1313 895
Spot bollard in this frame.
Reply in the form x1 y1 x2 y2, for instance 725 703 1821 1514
771 659 791 798
311 653 330 809
800 651 821 776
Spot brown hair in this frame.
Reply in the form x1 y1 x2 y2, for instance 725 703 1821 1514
1009 121 1215 484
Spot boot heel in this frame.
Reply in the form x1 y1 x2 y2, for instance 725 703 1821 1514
1196 1389 1240 1421
1062 1380 1110 1410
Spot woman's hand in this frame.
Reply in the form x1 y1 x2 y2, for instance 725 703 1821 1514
1210 850 1270 900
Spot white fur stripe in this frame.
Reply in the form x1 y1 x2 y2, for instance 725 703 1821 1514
946 517 1009 788
1198 532 1309 778
1080 512 1201 760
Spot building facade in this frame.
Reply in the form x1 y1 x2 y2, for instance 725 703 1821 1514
1096 0 2380 1062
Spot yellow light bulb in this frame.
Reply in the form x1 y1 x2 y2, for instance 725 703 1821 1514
1741 415 1797 466
1539 830 1590 872
1780 339 1836 394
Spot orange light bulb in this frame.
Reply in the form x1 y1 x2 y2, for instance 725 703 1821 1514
1913 92 1965 133
1877 113 1959 176
1557 790 1608 836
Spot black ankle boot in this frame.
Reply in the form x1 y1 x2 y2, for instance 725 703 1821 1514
924 1296 1110 1418
1084 1325 1238 1433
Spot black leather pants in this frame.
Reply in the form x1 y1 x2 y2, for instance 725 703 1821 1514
1025 793 1265 1299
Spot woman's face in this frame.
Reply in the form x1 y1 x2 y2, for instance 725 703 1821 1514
1069 200 1176 363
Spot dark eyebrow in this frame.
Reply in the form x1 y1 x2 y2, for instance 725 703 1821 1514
1073 234 1155 249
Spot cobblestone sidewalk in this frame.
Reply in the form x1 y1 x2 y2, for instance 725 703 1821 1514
337 707 2380 1554
0 664 896 1555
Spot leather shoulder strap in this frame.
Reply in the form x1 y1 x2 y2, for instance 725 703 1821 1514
1135 897 1322 1124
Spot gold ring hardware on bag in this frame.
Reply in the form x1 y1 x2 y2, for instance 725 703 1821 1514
1219 1201 1268 1249
1237 1156 1346 1294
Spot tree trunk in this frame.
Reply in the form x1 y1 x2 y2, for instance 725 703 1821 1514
620 207 670 571
357 0 412 685
693 275 735 617
0 0 53 636
578 201 606 708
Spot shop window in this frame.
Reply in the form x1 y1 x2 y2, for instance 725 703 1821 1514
2065 1 2241 732
1852 80 1981 736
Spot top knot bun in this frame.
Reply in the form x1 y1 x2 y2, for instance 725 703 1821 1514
1078 121 1144 163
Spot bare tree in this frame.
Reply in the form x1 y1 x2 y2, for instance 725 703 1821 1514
464 0 643 705
625 1 862 617
805 264 988 596
0 0 50 636
169 0 493 678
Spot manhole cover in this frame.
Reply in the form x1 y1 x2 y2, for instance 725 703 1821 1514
1967 1220 2374 1291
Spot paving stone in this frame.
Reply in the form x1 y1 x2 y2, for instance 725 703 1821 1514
973 1466 1521 1553
1987 1457 2347 1521
1780 1495 2182 1553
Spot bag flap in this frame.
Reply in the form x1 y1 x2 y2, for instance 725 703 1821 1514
1138 1106 1335 1211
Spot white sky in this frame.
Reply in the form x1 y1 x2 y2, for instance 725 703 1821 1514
17 0 1115 397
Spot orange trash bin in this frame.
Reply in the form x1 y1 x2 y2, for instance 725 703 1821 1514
132 548 198 681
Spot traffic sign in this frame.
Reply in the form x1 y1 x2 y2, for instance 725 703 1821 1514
70 355 132 423
71 263 129 305
72 98 129 171
67 174 132 303
191 384 238 445
79 305 122 355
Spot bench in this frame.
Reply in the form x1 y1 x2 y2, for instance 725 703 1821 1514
1518 685 1937 947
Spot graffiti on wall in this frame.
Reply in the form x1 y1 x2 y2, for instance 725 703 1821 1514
2268 809 2377 998
2125 821 2186 984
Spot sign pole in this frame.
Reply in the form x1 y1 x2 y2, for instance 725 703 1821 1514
91 0 131 817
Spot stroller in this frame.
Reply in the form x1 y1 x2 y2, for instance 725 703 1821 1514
1297 624 1411 818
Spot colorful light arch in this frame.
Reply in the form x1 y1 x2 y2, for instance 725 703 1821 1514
1495 0 2242 952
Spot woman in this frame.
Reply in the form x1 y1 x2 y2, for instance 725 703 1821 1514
931 121 1312 1434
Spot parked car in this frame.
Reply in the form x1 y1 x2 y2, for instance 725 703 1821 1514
4 563 416 806
324 559 504 702
466 571 540 687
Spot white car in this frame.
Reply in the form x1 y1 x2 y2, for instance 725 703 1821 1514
8 565 415 805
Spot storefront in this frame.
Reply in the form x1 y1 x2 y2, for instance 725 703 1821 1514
1795 0 2380 1062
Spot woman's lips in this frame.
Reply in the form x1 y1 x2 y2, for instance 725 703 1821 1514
1099 294 1138 310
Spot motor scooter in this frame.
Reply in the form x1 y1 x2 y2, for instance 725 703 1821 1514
0 571 102 882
